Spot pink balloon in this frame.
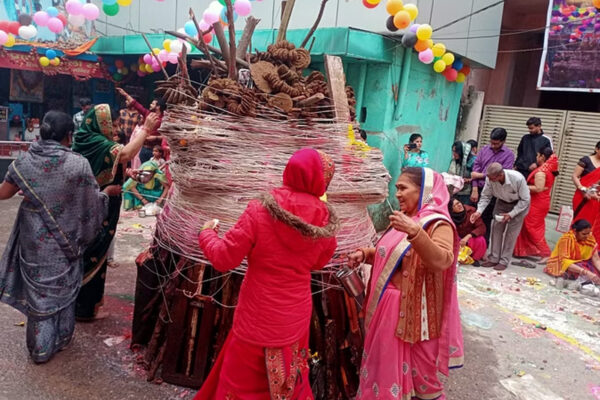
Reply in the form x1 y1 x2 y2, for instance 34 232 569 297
158 49 169 62
167 52 179 64
82 3 100 21
151 62 161 72
203 9 219 25
143 53 153 64
66 0 84 16
234 0 252 16
199 19 211 32
0 30 7 45
47 17 64 33
418 49 434 64
137 70 145 77
33 11 50 26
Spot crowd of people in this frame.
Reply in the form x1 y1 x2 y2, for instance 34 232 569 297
0 98 599 400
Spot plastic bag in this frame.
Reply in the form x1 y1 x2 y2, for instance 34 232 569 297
556 205 573 233
458 245 474 265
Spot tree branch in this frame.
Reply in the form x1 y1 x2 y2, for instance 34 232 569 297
237 16 260 60
300 0 328 48
276 0 296 43
224 0 238 80
141 33 169 79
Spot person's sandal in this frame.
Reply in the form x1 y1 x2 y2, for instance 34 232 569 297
513 260 536 269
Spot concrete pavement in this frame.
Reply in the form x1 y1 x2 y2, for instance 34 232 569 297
1 197 599 399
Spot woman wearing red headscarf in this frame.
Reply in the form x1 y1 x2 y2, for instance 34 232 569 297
194 148 338 400
513 147 559 263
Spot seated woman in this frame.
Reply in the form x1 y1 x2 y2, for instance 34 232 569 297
545 219 600 286
448 196 487 264
122 148 169 211
513 147 559 265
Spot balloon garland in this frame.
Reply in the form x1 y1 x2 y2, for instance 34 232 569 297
364 0 471 83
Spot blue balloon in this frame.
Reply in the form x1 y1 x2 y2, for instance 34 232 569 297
452 59 464 71
108 65 117 74
220 7 238 24
102 0 117 5
184 20 198 37
46 7 58 17
45 49 57 59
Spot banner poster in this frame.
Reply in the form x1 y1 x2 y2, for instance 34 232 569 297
538 0 600 92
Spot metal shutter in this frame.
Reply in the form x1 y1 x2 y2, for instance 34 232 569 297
478 105 567 155
551 111 600 213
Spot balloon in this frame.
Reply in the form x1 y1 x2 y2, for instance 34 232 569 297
218 0 236 4
366 0 380 3
39 56 50 67
163 39 171 52
418 49 434 64
103 3 120 16
234 0 252 16
18 14 32 26
401 31 418 47
114 59 124 68
151 62 161 72
433 59 446 73
203 9 220 25
68 14 86 27
416 24 432 40
117 0 132 5
121 67 129 75
444 68 458 81
57 14 68 27
199 19 211 32
220 7 238 24
441 52 455 65
158 49 168 62
167 52 179 64
152 47 161 55
46 49 57 59
203 32 213 43
452 59 463 71
47 18 64 33
403 3 418 20
83 4 100 20
362 0 378 9
386 0 404 15
409 23 419 33
142 53 152 64
0 30 7 45
66 0 84 15
393 10 411 29
47 7 59 17
18 25 37 40
50 57 60 66
414 39 429 52
184 20 198 36
594 0 600 8
4 33 15 47
33 11 50 26
137 70 146 77
170 40 183 53
460 65 471 75
456 72 466 83
103 0 117 4
113 72 123 81
386 16 398 32
432 43 445 57
8 21 20 35
145 63 154 73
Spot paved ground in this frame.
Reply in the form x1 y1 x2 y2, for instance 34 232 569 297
1 197 599 399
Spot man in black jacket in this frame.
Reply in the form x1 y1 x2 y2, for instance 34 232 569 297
514 117 552 178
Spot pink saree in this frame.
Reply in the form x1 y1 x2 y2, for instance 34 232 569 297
357 168 464 400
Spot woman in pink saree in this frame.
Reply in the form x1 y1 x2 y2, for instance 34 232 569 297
349 167 463 400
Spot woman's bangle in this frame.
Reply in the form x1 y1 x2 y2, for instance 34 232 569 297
356 248 367 263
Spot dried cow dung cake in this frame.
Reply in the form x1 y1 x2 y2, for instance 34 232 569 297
268 92 294 112
249 61 277 94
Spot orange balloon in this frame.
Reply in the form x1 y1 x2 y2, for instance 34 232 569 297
393 10 411 29
386 0 404 16
414 39 429 52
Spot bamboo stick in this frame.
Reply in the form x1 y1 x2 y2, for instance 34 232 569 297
141 33 169 79
276 0 296 43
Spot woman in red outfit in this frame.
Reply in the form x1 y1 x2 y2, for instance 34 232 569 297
514 147 559 262
194 148 338 400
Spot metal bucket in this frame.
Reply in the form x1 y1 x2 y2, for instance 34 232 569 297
335 266 366 298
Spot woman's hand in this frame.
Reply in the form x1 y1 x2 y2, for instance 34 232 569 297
459 234 472 247
201 219 220 233
470 187 479 204
347 250 365 268
103 185 122 197
125 168 139 179
389 211 420 237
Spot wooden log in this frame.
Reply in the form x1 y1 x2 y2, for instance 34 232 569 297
297 92 325 107
276 0 296 43
191 59 227 73
300 0 329 48
212 22 230 65
324 55 350 123
237 16 260 60
189 8 220 76
224 0 238 80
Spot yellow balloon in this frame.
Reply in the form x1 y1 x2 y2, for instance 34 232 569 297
39 57 50 67
386 0 404 16
121 66 129 75
145 63 154 73
50 58 60 66
442 52 455 65
426 39 433 48
163 39 171 52
366 0 380 4
416 24 432 40
152 48 160 55
433 59 446 73
403 3 418 20
432 43 446 57
117 0 132 6
5 34 15 48
456 72 466 83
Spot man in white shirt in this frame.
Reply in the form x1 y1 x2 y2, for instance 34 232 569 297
470 162 531 271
